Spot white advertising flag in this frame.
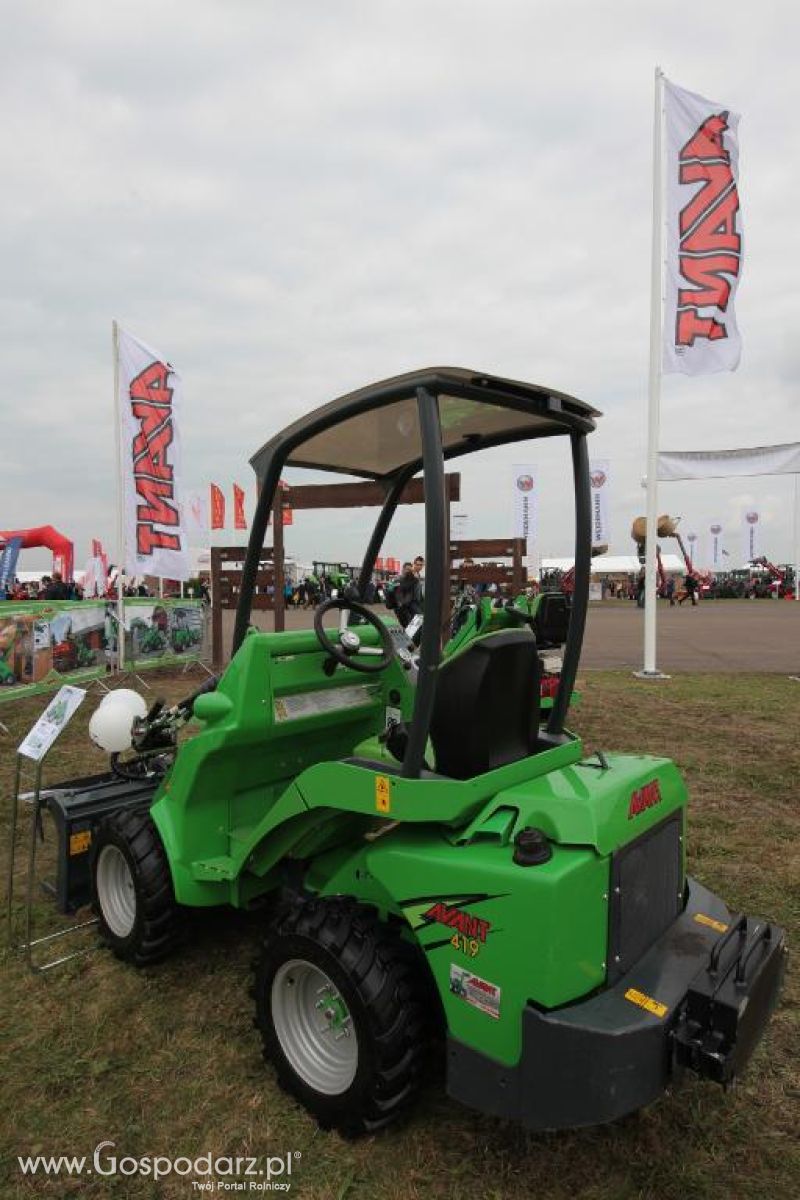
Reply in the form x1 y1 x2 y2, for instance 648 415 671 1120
117 328 190 580
742 510 761 563
183 490 210 540
663 78 743 376
658 442 800 481
589 459 611 548
512 465 537 548
709 520 725 569
82 556 105 599
452 513 470 541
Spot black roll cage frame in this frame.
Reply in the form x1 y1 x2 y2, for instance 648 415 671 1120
233 371 595 778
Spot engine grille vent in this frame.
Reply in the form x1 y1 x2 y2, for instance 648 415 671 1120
607 811 683 984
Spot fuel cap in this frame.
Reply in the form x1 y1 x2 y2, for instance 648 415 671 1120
513 826 552 866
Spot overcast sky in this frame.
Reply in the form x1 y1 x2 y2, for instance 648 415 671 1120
2 1 799 575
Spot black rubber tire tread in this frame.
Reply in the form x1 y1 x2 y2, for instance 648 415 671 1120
90 808 182 967
253 897 431 1136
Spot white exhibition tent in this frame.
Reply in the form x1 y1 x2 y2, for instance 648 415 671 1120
541 555 684 576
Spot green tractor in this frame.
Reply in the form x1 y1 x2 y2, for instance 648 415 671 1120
54 368 783 1136
313 561 355 594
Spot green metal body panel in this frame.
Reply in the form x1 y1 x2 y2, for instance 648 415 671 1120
305 753 686 1065
149 616 688 1069
151 624 413 906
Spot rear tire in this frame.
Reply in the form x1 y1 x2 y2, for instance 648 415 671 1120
91 810 182 966
253 898 430 1136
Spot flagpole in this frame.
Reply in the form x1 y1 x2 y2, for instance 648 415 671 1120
794 473 799 602
112 320 126 672
639 66 668 678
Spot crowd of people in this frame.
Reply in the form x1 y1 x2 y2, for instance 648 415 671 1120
1 573 157 602
2 558 744 613
4 572 82 601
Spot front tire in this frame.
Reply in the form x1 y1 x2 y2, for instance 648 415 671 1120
91 810 182 966
253 898 430 1136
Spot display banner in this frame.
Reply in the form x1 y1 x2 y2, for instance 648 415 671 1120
742 510 761 562
663 78 743 375
117 327 190 580
658 442 800 481
123 598 205 667
709 520 724 569
233 484 248 530
210 484 226 530
686 531 699 569
589 460 611 547
184 490 210 540
0 536 22 597
512 465 537 544
0 598 206 703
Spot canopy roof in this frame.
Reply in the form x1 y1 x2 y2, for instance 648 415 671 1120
251 367 600 482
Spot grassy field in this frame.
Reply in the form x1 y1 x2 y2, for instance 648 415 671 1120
0 669 797 1200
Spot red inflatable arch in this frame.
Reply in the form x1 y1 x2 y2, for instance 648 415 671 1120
0 525 74 582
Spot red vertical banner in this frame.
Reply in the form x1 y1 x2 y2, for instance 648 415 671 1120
278 479 292 526
233 484 247 530
210 484 226 530
375 557 385 571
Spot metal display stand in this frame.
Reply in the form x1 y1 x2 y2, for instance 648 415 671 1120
5 690 98 973
6 751 98 973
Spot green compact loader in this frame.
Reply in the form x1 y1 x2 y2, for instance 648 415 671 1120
47 369 784 1135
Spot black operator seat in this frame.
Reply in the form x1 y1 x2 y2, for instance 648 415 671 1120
430 629 541 780
533 591 570 650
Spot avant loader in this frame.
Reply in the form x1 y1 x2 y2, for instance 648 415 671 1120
42 369 785 1134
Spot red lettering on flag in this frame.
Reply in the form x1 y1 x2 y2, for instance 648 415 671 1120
675 113 741 349
128 360 181 559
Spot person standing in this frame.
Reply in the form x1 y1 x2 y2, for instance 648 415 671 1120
43 572 69 600
393 557 424 629
677 571 699 607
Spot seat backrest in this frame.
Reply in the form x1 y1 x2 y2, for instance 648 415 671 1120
533 591 570 648
430 629 541 780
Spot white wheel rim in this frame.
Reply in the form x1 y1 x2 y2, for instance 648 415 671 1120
96 845 137 938
271 959 358 1094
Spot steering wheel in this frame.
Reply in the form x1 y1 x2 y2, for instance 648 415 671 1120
313 597 396 674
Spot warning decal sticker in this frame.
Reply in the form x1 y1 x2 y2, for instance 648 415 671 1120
449 964 501 1019
624 987 668 1019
